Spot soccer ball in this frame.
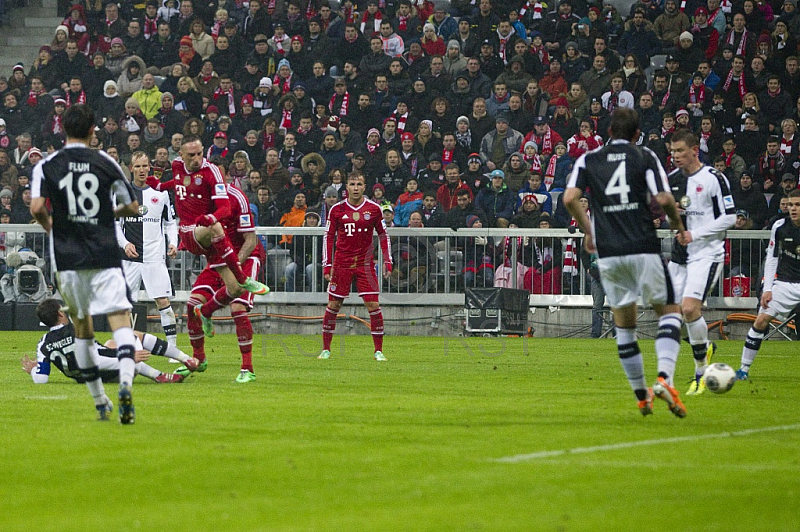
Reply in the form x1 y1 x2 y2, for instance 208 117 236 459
703 363 737 394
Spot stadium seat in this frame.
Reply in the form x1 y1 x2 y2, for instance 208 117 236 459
154 76 166 89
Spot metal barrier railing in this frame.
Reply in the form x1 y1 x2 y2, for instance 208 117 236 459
0 224 769 308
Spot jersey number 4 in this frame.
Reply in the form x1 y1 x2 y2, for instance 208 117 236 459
605 162 631 204
59 171 100 218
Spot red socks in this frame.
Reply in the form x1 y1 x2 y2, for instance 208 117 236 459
322 306 337 351
232 309 253 372
186 296 206 361
211 233 247 284
370 307 384 352
202 286 236 317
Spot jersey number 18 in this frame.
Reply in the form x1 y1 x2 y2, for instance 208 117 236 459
59 171 100 218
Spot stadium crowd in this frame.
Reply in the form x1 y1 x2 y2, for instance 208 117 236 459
0 0 797 296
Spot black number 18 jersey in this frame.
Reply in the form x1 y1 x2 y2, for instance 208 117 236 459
31 144 135 271
567 139 669 259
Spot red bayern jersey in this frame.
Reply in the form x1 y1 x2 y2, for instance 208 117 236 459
323 198 392 270
222 184 254 252
153 157 230 226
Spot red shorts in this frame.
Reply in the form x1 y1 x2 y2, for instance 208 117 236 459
192 255 262 309
327 262 380 302
179 225 222 264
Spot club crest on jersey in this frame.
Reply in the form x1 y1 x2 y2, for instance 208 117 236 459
680 196 691 208
353 212 360 221
183 175 191 186
138 205 148 215
195 176 203 185
151 196 159 204
696 185 704 193
364 212 371 220
214 183 225 195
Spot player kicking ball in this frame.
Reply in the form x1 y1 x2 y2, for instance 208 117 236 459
736 190 800 380
179 176 265 383
319 174 392 361
145 136 269 301
22 299 201 384
565 108 689 417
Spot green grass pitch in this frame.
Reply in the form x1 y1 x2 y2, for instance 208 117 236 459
2 331 799 531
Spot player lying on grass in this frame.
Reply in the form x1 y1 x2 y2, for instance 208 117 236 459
21 299 201 384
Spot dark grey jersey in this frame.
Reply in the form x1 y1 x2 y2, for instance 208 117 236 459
764 218 800 289
567 140 669 258
31 144 135 271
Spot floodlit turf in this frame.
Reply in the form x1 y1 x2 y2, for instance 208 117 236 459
1 331 799 531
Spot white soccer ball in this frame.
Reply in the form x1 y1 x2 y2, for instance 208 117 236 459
704 363 737 394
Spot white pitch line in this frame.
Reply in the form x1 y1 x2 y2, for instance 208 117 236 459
24 395 69 400
493 424 800 463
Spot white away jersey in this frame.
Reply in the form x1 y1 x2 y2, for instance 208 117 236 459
678 165 736 262
116 183 178 263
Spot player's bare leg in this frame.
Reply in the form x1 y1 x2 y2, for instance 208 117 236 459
319 297 343 359
71 314 113 420
154 296 178 347
195 224 269 294
365 299 386 361
108 310 138 424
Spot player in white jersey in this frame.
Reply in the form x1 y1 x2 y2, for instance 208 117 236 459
668 130 737 395
116 151 179 346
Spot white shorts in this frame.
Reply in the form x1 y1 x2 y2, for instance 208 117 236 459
597 253 676 309
668 258 721 302
122 261 174 302
57 268 132 320
761 281 800 318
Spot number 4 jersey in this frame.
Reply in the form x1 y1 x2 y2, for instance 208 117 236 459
567 140 670 259
31 144 135 271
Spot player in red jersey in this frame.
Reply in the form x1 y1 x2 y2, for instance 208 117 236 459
177 177 265 382
145 136 269 297
319 173 393 361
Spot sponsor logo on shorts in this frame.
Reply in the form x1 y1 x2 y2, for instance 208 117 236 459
329 282 337 292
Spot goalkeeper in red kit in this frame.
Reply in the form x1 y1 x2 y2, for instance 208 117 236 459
145 136 269 297
319 174 392 361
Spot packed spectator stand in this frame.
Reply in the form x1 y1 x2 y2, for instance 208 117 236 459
0 0 794 305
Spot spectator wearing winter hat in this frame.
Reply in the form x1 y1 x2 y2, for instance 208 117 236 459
178 34 203 77
154 91 187 137
29 46 58 92
672 30 705 73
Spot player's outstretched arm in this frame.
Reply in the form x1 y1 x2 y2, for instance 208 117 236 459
146 174 173 191
29 198 51 232
655 191 685 233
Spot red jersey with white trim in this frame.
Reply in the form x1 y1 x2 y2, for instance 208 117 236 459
150 157 229 226
323 198 392 270
222 184 255 252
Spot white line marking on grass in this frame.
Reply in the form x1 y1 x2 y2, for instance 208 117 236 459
24 395 69 400
493 424 800 463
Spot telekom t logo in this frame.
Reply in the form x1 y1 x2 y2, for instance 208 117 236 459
344 222 356 236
